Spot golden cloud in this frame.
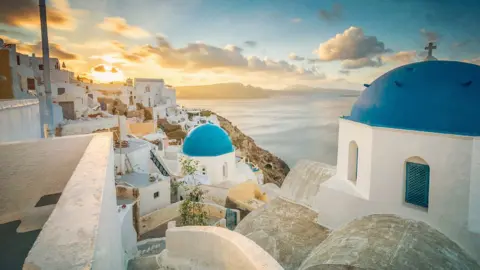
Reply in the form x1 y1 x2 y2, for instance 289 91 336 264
98 17 150 39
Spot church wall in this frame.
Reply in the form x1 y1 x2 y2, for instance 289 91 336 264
368 127 479 259
468 138 480 234
336 119 374 198
191 152 237 185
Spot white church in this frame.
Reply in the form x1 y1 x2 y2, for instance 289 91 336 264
181 123 260 186
309 58 480 261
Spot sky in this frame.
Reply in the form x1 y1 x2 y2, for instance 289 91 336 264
1 0 479 90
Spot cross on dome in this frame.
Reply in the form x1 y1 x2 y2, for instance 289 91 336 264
424 42 437 61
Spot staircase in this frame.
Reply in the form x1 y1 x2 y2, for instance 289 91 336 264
150 150 170 177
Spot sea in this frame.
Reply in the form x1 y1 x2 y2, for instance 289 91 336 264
178 92 359 168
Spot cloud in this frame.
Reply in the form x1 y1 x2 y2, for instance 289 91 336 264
98 17 150 39
120 35 323 80
12 39 80 60
244 41 257 48
93 64 107 72
291 18 302 23
341 57 383 69
307 58 321 64
315 27 390 61
318 3 342 21
288 53 305 61
339 70 350 75
420 28 440 42
0 35 20 44
381 51 417 64
0 0 76 30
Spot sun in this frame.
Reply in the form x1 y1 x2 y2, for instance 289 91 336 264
90 64 125 83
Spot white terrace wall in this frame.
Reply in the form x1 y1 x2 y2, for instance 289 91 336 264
163 226 283 270
0 99 41 143
23 134 124 270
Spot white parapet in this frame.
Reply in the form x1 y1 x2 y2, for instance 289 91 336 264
162 226 283 270
23 133 125 270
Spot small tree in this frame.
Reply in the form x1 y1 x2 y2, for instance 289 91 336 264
180 157 199 176
179 185 209 226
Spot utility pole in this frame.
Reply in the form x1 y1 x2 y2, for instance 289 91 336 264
39 0 54 137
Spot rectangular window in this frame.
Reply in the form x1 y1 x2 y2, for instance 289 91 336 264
39 64 44 70
27 78 35 90
154 191 159 198
57 87 66 95
16 54 20 65
405 162 430 208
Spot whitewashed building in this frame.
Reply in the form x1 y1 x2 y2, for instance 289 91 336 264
300 60 480 262
181 124 261 186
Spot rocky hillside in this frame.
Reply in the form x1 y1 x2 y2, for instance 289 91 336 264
215 113 290 187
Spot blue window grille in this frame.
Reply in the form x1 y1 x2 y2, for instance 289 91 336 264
225 208 237 230
405 162 430 208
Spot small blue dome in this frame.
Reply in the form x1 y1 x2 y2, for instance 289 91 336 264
347 61 480 136
183 124 234 157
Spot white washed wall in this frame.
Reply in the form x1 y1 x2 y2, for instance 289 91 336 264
336 119 373 198
0 99 41 143
119 204 138 263
140 180 171 216
190 152 237 186
312 122 480 262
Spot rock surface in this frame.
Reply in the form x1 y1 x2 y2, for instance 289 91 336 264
300 214 480 270
215 113 290 186
235 198 330 270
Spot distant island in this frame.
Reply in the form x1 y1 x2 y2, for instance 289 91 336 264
176 83 269 99
176 82 361 99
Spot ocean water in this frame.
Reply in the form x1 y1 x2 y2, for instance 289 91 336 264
178 92 358 168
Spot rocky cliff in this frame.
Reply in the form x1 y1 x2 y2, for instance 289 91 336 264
215 113 290 187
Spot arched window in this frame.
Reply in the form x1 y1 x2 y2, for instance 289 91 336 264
405 157 430 208
223 162 228 179
347 141 359 183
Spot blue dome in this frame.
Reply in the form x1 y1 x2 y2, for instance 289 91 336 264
347 61 480 136
183 124 234 157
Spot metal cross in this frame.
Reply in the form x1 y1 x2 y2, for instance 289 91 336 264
425 42 437 57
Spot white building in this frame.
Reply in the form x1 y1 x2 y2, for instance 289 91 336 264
304 60 480 262
115 137 171 216
134 78 176 108
181 124 261 186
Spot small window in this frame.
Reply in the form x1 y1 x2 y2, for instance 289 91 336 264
27 78 35 90
16 54 20 65
405 160 430 208
154 191 159 198
348 141 359 183
39 64 44 70
58 87 66 95
223 162 228 178
146 86 150 92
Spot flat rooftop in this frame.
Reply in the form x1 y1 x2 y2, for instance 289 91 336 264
0 135 93 269
114 138 150 154
118 172 153 188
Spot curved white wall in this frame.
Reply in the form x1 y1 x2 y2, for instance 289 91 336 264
0 99 41 143
163 226 283 270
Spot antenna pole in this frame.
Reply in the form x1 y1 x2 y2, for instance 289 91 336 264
39 0 54 137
